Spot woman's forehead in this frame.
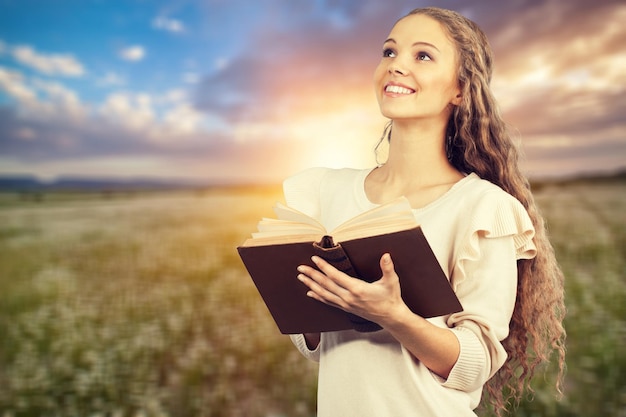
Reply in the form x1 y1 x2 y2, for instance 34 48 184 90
387 14 454 50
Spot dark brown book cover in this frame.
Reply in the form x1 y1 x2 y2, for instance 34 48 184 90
237 226 463 334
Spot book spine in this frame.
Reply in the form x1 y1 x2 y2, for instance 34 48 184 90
312 237 381 332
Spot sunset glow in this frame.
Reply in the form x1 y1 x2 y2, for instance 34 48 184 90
0 0 624 184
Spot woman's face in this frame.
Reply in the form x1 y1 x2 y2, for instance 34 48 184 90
374 14 461 124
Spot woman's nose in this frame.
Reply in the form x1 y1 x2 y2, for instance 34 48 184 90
388 62 407 76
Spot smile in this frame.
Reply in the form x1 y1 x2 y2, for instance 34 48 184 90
384 84 415 95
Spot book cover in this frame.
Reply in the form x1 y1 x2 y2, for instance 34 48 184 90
237 198 462 334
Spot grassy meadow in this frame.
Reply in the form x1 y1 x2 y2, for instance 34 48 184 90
0 179 624 416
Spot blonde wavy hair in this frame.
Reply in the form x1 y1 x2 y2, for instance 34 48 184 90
381 7 567 416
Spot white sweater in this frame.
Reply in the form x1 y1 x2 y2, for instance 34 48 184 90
283 167 537 417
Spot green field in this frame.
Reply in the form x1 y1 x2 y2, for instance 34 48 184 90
0 180 624 416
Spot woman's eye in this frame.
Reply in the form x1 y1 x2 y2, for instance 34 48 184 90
417 52 432 61
383 48 396 58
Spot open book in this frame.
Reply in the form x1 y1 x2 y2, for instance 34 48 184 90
237 197 462 334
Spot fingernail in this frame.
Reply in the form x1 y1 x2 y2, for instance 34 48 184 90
383 253 391 264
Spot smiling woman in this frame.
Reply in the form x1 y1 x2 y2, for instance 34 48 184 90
267 6 567 417
374 16 462 124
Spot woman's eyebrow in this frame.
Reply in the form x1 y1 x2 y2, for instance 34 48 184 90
383 38 440 52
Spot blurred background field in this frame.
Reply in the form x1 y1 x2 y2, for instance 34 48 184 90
0 177 624 417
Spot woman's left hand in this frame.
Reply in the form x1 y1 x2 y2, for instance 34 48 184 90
296 253 409 327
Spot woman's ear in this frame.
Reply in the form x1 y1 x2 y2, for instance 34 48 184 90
451 92 463 106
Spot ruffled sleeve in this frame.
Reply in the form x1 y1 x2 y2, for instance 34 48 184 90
442 189 536 391
453 190 536 289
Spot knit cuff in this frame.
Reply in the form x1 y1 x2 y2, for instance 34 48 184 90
290 334 321 363
441 327 488 392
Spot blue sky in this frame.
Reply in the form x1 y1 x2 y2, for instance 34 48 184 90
0 0 624 183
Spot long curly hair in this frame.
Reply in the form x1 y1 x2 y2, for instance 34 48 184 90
383 7 567 416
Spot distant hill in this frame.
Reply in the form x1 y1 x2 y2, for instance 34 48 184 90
0 168 624 193
0 175 205 193
530 168 626 189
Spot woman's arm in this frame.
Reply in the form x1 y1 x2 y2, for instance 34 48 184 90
297 254 459 378
382 301 460 378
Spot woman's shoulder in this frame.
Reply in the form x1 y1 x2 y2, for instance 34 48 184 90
282 167 371 216
459 173 535 250
459 173 521 206
285 166 366 181
284 167 368 192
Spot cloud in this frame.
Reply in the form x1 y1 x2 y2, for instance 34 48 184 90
162 103 204 135
97 88 208 137
31 78 85 120
0 66 37 104
119 45 146 62
195 2 393 124
487 2 626 139
182 72 199 84
192 0 625 178
96 71 126 87
152 16 185 33
100 92 155 131
0 66 86 122
158 88 187 104
14 126 37 141
471 0 626 177
214 57 228 71
1 0 624 182
0 94 227 165
0 64 230 170
10 44 85 76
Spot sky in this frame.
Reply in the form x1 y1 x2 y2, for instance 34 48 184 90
0 0 624 184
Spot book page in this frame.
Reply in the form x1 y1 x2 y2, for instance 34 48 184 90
332 197 413 231
332 214 417 242
242 233 324 247
330 197 417 242
253 219 324 238
272 203 327 231
243 197 418 246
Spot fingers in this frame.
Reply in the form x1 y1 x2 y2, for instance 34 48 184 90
297 271 343 307
311 255 342 277
304 256 351 288
380 253 394 276
298 254 404 325
297 258 344 306
379 253 401 290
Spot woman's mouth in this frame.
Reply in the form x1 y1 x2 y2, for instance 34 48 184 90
384 84 415 95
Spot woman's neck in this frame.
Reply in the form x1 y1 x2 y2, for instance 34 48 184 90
383 120 458 185
366 120 464 207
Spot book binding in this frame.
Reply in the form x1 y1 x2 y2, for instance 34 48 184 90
312 236 382 332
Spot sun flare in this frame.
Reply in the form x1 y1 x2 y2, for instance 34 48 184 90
288 110 384 170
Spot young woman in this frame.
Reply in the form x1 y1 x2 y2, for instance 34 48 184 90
286 7 565 417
